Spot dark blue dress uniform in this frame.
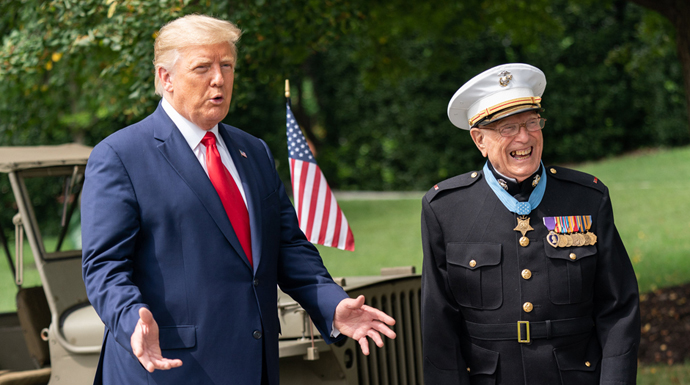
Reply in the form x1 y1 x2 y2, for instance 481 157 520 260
421 164 640 384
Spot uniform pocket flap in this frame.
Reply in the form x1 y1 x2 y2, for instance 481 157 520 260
544 244 597 262
554 337 601 372
159 325 196 350
465 342 499 376
447 243 502 270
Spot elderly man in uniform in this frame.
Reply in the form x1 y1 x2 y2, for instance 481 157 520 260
82 14 395 385
421 63 640 384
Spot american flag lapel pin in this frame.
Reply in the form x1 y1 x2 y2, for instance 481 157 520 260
239 150 247 158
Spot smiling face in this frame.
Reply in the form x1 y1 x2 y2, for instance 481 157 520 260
470 111 543 182
158 42 235 130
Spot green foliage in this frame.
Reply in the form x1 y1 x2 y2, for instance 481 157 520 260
0 0 362 146
0 0 688 192
303 0 688 190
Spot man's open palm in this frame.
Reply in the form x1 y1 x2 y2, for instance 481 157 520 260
131 307 183 372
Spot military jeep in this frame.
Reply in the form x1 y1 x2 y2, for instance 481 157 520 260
0 144 423 385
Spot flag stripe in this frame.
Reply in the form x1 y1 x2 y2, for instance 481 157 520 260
298 160 311 232
305 168 322 239
317 181 333 245
331 206 342 249
289 158 298 215
309 172 328 241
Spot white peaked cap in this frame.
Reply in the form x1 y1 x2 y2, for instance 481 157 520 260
447 63 547 130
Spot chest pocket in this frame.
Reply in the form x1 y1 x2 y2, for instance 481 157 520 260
544 244 597 305
446 243 502 310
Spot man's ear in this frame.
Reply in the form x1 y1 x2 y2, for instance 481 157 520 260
158 66 174 93
470 128 489 157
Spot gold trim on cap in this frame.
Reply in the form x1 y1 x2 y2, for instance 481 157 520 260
469 96 542 127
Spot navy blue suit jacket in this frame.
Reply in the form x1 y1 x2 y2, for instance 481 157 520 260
82 105 348 385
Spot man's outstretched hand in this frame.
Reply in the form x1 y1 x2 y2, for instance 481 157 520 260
131 307 183 372
334 295 396 355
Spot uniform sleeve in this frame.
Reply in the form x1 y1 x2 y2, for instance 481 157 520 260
593 187 640 384
82 142 147 354
421 196 470 384
259 140 349 344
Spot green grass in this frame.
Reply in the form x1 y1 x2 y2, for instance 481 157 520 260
638 362 690 384
317 198 423 277
0 241 42 312
575 147 690 293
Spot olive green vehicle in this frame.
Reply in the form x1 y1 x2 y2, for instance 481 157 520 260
0 144 423 385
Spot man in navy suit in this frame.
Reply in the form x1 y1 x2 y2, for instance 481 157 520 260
81 14 395 385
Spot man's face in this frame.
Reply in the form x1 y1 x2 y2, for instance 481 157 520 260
160 42 235 130
470 111 543 182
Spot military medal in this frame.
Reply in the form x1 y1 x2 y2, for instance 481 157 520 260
583 215 597 245
544 215 596 248
543 217 560 247
482 162 547 249
557 235 569 248
514 216 534 247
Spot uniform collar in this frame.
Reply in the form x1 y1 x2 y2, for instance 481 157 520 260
487 161 543 201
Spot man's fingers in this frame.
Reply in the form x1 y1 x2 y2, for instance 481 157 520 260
358 338 370 356
361 305 396 326
374 321 397 340
368 329 384 348
139 307 154 324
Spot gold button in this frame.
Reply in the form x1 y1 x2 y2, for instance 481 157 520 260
521 269 532 280
550 168 557 174
519 236 529 247
569 253 576 260
467 367 471 372
469 260 477 268
585 361 591 367
471 172 478 178
523 302 533 313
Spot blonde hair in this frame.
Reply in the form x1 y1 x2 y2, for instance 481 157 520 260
153 14 242 96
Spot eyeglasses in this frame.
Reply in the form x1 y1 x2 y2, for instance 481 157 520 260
484 117 546 137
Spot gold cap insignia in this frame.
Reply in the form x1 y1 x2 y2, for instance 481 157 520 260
499 71 513 87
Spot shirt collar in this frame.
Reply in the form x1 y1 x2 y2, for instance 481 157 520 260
161 97 221 151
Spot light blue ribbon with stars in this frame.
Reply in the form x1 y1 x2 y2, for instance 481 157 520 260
482 161 547 215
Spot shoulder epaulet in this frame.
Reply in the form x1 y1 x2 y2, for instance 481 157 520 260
425 170 483 202
546 165 606 193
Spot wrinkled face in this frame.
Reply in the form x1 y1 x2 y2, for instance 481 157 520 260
159 42 235 130
470 111 543 182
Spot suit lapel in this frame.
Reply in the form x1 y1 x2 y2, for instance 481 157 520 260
151 107 251 269
218 125 263 273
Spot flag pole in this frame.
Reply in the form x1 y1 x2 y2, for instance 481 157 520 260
285 79 291 108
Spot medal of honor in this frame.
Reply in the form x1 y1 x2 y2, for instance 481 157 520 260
514 216 534 247
482 162 547 249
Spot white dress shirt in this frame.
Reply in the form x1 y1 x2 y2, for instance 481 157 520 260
161 98 247 207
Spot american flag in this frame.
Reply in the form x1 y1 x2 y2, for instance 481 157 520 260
286 104 355 251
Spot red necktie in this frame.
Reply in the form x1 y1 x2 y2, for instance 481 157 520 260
201 132 252 266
